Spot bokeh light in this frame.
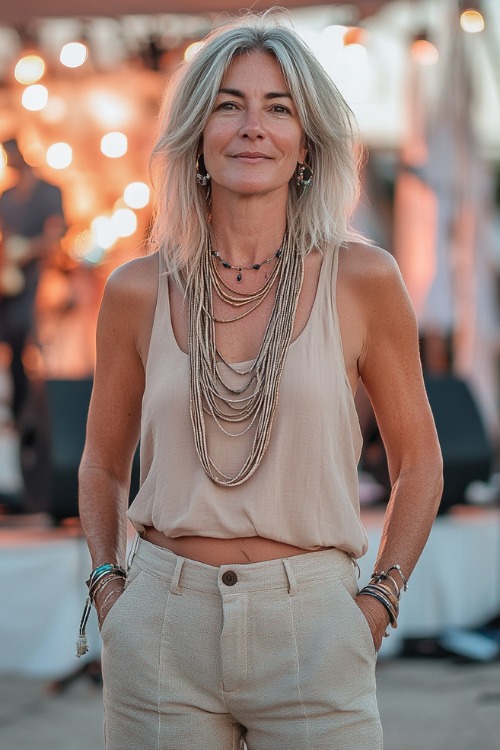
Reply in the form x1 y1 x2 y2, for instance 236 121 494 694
111 208 137 237
123 182 150 209
14 55 45 84
46 142 73 169
91 216 117 249
60 42 88 68
100 132 128 158
460 9 485 33
21 84 48 111
410 39 439 66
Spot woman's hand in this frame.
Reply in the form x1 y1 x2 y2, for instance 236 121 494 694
355 593 391 652
94 577 126 630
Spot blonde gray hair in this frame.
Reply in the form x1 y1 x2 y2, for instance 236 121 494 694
149 11 365 283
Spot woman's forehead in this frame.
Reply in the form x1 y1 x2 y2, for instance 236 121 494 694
221 51 289 92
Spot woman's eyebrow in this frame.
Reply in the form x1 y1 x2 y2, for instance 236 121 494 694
218 87 292 100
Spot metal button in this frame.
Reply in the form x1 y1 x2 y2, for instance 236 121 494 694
222 570 238 586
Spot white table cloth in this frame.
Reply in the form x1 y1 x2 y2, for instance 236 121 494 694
1 508 499 677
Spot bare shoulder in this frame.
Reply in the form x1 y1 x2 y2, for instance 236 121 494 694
104 252 159 305
338 242 401 289
99 252 159 361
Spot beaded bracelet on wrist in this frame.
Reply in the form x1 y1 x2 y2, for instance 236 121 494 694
76 563 127 657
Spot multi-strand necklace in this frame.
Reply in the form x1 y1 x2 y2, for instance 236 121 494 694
188 232 304 486
211 247 281 283
209 245 282 323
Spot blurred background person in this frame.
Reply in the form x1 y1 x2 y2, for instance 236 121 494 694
0 138 65 425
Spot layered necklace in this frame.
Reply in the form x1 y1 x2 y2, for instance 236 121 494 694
188 232 304 486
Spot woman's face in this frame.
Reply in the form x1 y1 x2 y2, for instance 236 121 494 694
201 51 307 202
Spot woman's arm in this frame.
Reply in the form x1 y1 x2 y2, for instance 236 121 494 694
78 255 157 623
344 246 444 648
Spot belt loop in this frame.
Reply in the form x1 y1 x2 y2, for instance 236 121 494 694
283 558 297 595
169 556 185 595
126 532 140 570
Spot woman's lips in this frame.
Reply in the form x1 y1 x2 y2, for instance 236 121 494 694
232 153 270 159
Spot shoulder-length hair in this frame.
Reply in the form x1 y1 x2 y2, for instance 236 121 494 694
149 10 365 284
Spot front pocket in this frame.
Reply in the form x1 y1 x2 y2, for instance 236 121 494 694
100 567 143 639
336 577 378 659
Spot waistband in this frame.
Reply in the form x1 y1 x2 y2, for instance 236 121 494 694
129 534 357 596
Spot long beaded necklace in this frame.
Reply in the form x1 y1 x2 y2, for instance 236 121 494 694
188 232 304 486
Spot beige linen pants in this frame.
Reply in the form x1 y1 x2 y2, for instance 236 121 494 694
101 537 383 750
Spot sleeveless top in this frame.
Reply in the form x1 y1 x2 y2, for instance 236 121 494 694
127 247 368 557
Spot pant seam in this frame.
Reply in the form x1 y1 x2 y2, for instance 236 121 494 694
157 589 171 750
287 594 310 749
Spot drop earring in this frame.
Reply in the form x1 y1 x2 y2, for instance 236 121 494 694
196 153 211 187
295 161 313 190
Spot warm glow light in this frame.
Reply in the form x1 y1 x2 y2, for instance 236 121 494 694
23 142 45 168
87 91 131 128
71 230 106 264
0 146 7 171
91 216 117 250
101 132 128 158
14 55 45 84
184 41 203 61
123 182 150 209
46 142 72 169
111 208 137 237
343 43 369 68
460 9 485 33
21 84 48 111
60 42 88 68
343 27 368 47
410 39 439 66
41 95 68 123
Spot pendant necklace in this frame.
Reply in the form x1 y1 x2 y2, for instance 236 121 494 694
211 248 282 282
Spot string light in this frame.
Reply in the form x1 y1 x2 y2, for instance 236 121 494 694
411 39 439 66
111 208 137 237
14 54 45 84
460 9 485 33
46 142 72 169
184 41 203 61
123 182 150 209
91 216 117 249
101 132 128 158
60 42 88 68
21 84 48 111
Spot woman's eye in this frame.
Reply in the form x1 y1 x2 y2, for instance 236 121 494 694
216 101 238 111
272 105 291 115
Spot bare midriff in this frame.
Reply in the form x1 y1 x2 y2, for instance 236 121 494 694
142 526 329 566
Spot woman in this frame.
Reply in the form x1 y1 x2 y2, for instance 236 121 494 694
78 12 443 750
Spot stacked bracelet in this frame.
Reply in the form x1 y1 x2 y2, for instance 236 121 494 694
371 564 409 597
358 583 399 628
76 563 127 658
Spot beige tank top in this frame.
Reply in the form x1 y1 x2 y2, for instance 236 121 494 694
127 248 368 557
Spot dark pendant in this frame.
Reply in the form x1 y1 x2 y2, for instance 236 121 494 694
236 272 242 282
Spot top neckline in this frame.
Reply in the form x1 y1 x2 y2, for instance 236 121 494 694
164 250 330 368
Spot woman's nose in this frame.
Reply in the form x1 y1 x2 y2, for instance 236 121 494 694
239 108 264 139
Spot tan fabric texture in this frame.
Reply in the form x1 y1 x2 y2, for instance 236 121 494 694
101 537 383 750
127 249 367 556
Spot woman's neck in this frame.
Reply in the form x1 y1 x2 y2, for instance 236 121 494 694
209 189 288 267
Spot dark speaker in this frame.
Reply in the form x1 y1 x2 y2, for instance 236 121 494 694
20 378 140 521
424 374 493 514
